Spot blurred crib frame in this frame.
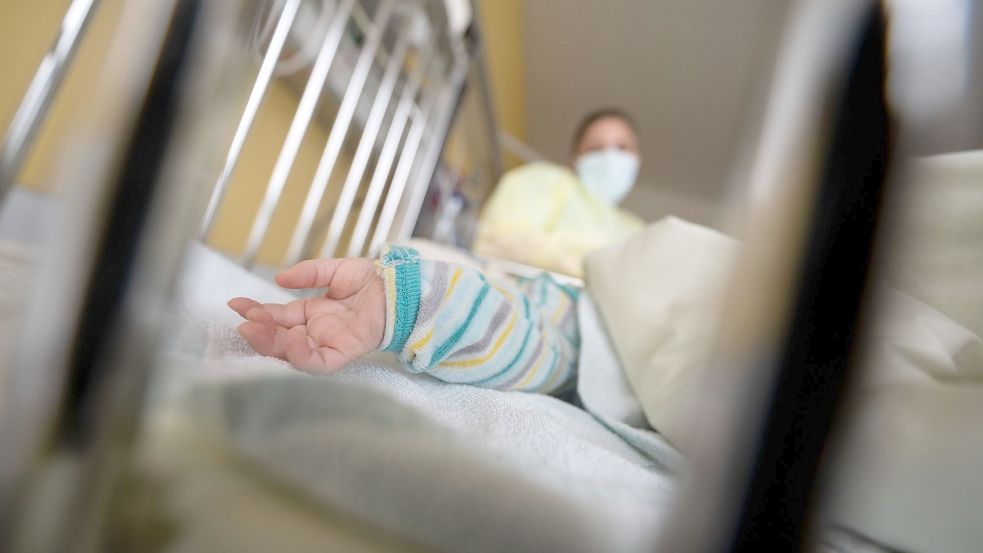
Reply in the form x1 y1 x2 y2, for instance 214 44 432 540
0 0 506 549
0 0 504 269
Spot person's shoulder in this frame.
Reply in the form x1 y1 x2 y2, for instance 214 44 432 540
498 161 580 194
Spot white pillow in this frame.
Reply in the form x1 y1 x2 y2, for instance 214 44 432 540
889 151 983 339
574 292 647 428
827 287 983 553
822 151 983 552
584 216 739 451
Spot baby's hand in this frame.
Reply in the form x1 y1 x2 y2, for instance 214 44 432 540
228 257 385 373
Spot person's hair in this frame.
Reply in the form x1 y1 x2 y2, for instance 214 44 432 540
570 108 638 154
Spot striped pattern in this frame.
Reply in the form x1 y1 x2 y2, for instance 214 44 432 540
377 245 580 394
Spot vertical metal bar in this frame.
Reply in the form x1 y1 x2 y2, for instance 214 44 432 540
368 58 447 254
198 0 301 239
346 43 436 257
727 8 890 551
241 0 356 267
283 0 396 265
317 21 412 259
394 60 467 241
1 0 256 549
654 1 885 551
0 0 100 205
464 2 504 182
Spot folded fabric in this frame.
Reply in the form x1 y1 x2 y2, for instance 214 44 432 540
822 151 983 553
156 241 680 553
584 216 739 453
889 151 983 340
575 291 647 428
580 212 983 552
825 286 983 553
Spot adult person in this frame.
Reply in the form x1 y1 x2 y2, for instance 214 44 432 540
472 109 645 277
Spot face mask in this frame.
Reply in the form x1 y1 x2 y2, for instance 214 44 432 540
574 148 639 205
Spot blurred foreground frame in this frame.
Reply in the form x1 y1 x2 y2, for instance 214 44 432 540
659 1 898 551
0 0 258 551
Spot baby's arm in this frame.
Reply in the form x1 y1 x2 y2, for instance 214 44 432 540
229 245 580 394
378 245 580 393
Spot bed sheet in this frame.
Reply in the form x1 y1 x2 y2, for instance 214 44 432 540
151 242 680 553
0 239 34 407
0 237 900 552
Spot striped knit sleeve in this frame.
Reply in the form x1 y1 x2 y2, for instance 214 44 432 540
375 245 580 394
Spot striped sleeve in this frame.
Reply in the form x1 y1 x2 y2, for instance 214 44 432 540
376 245 580 394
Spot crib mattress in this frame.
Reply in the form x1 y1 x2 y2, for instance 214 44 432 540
0 238 897 552
142 242 678 553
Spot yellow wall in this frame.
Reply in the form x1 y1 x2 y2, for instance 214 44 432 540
0 0 358 266
206 80 351 266
0 0 121 189
475 0 527 169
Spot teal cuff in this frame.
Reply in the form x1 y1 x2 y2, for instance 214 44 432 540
380 245 421 353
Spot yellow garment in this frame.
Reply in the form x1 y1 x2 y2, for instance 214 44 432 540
473 162 644 277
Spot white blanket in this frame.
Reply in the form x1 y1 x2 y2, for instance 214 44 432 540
0 238 903 552
151 242 679 553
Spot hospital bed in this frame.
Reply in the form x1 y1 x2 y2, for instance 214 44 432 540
1 0 982 552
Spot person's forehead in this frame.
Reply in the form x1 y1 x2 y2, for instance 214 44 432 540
583 117 636 139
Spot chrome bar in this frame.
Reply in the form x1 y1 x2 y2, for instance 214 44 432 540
466 14 505 182
654 1 886 551
317 20 412 259
2 1 257 549
349 0 373 36
499 130 547 163
368 58 447 254
198 0 301 239
395 60 467 240
241 0 356 267
283 0 396 265
0 0 100 205
346 43 437 257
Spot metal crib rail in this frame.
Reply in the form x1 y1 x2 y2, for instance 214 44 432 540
346 40 439 257
368 57 449 255
284 0 397 265
2 0 488 549
393 56 468 243
0 0 101 206
317 15 414 259
192 0 484 269
240 0 358 267
1 1 258 551
199 0 303 239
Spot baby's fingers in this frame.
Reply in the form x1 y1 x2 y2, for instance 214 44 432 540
238 309 291 359
230 298 312 329
245 307 275 326
260 298 311 328
237 320 277 357
235 305 350 373
228 297 261 318
276 258 345 290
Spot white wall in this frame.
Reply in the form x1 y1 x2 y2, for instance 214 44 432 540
622 182 725 229
522 0 791 222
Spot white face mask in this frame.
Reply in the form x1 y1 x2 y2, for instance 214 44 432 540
574 148 639 205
